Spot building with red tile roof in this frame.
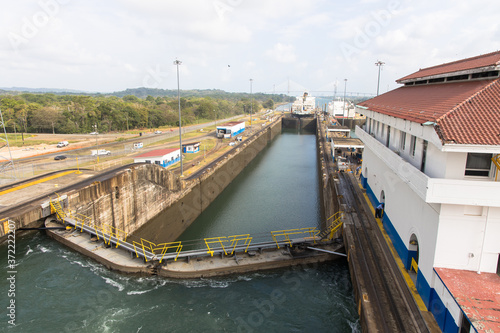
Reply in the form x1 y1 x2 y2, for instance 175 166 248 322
355 51 500 333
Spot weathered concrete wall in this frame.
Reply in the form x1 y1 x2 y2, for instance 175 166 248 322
66 164 182 236
133 120 282 243
316 117 341 231
281 114 316 132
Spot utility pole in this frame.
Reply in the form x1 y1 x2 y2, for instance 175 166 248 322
250 78 253 128
342 79 347 126
174 59 183 176
94 123 99 164
0 108 16 179
375 60 385 96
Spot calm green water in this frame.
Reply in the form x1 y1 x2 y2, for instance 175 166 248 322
179 130 322 247
1 130 360 332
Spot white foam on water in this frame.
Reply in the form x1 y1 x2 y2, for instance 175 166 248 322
126 280 167 295
102 277 125 291
37 245 51 253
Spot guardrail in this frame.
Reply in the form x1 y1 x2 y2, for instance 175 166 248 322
50 195 345 265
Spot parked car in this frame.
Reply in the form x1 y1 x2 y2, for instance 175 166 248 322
57 141 69 148
154 130 162 134
54 155 67 160
89 132 98 135
91 149 111 156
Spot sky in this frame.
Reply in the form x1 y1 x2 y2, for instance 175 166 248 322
1 0 499 96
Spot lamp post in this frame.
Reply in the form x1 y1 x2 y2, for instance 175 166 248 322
342 79 347 126
249 78 253 127
375 60 385 96
174 59 183 176
214 109 217 137
94 123 99 164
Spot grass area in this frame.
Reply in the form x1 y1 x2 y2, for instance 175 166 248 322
1 133 61 147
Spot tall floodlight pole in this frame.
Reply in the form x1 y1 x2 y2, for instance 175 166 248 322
342 79 347 126
174 59 183 176
375 60 385 96
250 78 253 127
0 108 16 179
94 123 99 164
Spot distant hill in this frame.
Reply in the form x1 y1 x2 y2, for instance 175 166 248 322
0 87 91 94
0 86 294 103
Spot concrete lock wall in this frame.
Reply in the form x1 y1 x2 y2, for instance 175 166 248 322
65 165 182 236
1 116 340 246
130 120 283 243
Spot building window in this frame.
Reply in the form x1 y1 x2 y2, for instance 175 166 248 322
410 135 417 157
400 132 406 151
386 126 391 147
465 153 492 177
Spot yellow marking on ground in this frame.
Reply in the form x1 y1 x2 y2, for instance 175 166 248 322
358 183 428 312
0 170 77 196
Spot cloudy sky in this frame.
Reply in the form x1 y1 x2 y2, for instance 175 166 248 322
1 0 499 95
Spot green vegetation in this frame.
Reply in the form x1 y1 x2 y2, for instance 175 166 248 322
0 90 293 136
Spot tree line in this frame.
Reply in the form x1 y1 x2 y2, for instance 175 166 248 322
0 92 288 135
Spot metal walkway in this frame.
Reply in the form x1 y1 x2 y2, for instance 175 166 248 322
49 194 344 265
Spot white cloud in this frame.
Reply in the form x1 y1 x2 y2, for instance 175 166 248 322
265 43 297 63
1 0 500 93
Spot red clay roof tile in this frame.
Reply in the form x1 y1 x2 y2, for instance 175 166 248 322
398 50 500 82
358 78 500 145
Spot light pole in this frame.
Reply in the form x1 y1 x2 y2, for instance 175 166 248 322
93 124 99 164
375 60 385 96
174 59 183 176
249 78 253 127
342 79 347 126
214 109 217 136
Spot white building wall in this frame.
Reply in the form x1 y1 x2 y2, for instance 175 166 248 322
424 143 447 178
435 204 487 271
358 122 500 275
362 147 440 281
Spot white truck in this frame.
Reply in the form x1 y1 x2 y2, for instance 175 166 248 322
57 141 69 148
91 149 111 156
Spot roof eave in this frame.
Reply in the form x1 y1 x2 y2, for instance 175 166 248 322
397 65 500 83
441 143 500 153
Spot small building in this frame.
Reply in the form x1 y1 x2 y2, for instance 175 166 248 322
182 142 200 153
134 148 180 168
327 125 351 140
216 121 245 138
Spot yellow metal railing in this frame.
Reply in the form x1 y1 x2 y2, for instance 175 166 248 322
410 257 419 274
204 237 228 256
271 227 320 248
50 193 67 221
204 234 253 256
132 239 183 263
95 223 128 248
227 234 252 255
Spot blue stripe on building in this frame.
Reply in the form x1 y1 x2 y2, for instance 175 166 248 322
362 176 458 333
